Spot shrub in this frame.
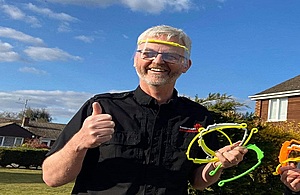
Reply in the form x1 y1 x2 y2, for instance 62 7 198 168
0 147 49 168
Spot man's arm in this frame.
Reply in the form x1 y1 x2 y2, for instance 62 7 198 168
42 102 114 187
190 142 248 190
42 134 88 187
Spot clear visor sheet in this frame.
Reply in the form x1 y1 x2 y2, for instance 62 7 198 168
137 39 189 66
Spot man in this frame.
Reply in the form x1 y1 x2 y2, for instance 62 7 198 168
281 163 300 195
42 25 248 194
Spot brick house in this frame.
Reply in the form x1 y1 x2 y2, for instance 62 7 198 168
249 74 300 123
0 117 65 147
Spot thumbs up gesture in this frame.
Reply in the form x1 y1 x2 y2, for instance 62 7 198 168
77 102 115 149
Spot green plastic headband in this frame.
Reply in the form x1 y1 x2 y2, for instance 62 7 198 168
137 39 189 53
215 144 264 187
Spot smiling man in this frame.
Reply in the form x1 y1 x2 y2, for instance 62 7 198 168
42 25 248 195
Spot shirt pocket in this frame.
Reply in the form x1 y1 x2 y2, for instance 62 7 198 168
167 116 196 150
98 131 144 162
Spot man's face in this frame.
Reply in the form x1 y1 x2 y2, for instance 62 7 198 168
134 36 190 87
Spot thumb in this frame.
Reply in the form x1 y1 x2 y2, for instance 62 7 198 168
92 102 102 116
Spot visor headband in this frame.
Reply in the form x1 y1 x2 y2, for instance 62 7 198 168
137 39 189 53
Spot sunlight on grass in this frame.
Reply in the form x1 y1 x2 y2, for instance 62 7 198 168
0 167 74 195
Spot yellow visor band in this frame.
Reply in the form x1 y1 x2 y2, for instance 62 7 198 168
137 39 189 53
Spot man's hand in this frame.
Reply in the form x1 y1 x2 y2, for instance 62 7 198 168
76 102 115 150
214 141 248 169
280 164 300 192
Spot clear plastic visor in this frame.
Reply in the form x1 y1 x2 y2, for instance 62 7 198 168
136 39 189 65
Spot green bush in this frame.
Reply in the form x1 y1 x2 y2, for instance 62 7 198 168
0 147 49 168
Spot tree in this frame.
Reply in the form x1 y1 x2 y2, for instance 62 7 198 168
193 93 254 123
0 111 19 119
18 107 52 123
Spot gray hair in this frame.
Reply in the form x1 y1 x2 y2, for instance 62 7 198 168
137 25 192 57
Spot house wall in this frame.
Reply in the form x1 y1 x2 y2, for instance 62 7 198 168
287 96 300 123
255 96 300 124
258 99 269 121
254 101 262 117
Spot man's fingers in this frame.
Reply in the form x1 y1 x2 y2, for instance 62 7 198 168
92 102 102 116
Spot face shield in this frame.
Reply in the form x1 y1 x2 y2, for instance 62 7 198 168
136 39 190 67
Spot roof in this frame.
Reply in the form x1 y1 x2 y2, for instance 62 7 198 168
0 118 65 140
25 122 65 140
249 74 300 100
0 122 35 138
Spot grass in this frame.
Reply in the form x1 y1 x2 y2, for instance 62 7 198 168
0 167 74 195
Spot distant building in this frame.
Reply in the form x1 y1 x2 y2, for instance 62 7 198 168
0 117 65 147
249 74 300 123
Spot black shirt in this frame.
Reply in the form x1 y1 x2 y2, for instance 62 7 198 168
47 86 219 195
285 186 300 195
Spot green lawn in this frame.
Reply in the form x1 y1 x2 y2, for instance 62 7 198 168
0 167 73 195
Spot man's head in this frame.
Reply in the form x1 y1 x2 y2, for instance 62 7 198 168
134 25 192 88
137 25 192 58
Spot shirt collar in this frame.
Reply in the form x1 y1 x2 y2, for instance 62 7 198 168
133 86 178 106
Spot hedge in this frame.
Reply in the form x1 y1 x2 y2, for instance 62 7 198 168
0 147 49 168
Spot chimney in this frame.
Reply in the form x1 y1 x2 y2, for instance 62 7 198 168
22 117 30 127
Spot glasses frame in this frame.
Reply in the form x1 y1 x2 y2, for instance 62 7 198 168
136 49 188 65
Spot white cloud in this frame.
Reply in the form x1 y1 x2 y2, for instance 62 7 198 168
24 46 82 61
0 4 41 27
0 26 44 45
45 0 118 7
0 27 82 63
45 0 193 14
18 66 47 75
122 34 129 39
0 40 21 62
74 35 94 43
26 3 79 22
57 22 71 32
0 90 93 124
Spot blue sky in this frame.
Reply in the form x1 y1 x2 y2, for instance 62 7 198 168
0 0 299 124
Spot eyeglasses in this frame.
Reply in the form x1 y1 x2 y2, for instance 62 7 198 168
136 49 187 64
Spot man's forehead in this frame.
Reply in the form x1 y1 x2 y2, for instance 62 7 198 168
137 38 189 53
141 35 181 44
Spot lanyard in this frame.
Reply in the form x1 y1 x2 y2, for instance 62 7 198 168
186 123 264 186
273 139 300 175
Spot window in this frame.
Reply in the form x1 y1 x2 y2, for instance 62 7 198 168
3 137 15 147
268 98 288 121
0 136 24 147
14 137 24 146
40 138 51 147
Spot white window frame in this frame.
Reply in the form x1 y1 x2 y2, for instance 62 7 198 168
40 138 51 147
0 136 24 147
268 97 288 122
14 137 24 146
0 136 3 146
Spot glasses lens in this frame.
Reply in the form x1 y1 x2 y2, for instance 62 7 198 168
140 51 157 60
162 53 181 64
138 50 187 65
